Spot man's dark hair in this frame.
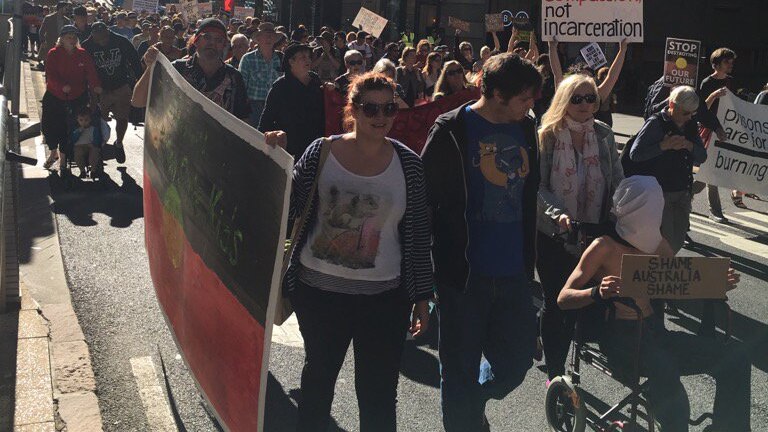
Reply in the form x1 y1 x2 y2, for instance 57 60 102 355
710 47 736 67
481 53 542 100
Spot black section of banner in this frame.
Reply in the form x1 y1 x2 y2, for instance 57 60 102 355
144 62 288 326
714 140 768 160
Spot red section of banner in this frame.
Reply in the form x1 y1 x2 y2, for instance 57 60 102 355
324 87 481 154
144 172 264 432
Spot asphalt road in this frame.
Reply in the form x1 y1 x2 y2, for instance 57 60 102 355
45 119 768 432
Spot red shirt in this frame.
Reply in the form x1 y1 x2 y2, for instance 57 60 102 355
45 46 101 101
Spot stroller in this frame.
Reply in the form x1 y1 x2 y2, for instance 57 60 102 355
60 99 110 187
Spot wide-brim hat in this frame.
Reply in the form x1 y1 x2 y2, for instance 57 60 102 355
254 22 276 37
282 42 312 70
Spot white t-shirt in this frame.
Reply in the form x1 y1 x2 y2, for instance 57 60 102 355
300 151 406 282
348 41 372 60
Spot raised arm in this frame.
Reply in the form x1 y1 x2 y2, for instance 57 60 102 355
491 32 501 52
548 39 563 88
597 39 628 103
507 27 519 53
525 31 539 61
131 45 158 108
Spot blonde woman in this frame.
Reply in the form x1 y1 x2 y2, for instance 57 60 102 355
421 51 443 96
395 46 425 107
537 73 624 383
432 60 472 101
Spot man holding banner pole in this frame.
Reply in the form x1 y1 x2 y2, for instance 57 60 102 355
557 175 751 432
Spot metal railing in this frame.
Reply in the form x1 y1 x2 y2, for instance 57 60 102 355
0 94 8 313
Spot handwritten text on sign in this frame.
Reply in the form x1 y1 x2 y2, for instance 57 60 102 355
541 0 643 43
620 255 730 299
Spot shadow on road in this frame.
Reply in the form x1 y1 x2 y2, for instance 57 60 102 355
265 374 349 432
48 167 143 228
400 310 440 388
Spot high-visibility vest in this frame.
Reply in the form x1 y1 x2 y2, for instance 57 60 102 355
401 32 415 47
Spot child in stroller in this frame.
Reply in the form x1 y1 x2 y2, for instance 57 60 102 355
69 106 110 179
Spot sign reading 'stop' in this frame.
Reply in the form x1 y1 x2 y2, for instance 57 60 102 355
663 38 701 88
541 0 644 43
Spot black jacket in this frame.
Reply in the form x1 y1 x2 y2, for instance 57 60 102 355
643 77 722 132
82 31 142 91
258 71 325 158
421 102 540 293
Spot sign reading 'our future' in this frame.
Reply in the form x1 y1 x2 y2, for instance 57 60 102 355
541 0 644 43
663 37 701 88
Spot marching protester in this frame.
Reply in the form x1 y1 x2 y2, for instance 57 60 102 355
131 20 152 49
83 22 143 164
334 50 365 96
143 25 183 62
422 51 443 97
259 43 325 157
421 54 542 431
395 47 426 107
536 73 623 382
41 25 101 171
311 31 341 83
38 2 71 70
557 175 751 432
227 34 250 69
453 29 476 72
372 59 410 109
109 12 135 40
132 18 250 122
431 60 472 100
72 6 92 43
282 72 432 432
239 22 283 127
628 85 707 253
348 31 373 69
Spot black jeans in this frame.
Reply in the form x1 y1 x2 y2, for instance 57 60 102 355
600 318 751 432
290 281 411 432
42 91 88 154
536 233 580 379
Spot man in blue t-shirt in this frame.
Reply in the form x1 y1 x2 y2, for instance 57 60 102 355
422 54 542 431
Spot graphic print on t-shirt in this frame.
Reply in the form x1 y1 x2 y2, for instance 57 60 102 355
310 185 388 269
470 132 529 222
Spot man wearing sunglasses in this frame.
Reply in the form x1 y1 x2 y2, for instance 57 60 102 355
334 50 365 96
421 53 542 432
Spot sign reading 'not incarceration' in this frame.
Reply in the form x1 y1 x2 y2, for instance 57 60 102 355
663 37 701 88
620 255 730 300
541 0 644 43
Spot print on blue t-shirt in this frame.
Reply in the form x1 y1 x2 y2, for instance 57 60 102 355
464 106 529 277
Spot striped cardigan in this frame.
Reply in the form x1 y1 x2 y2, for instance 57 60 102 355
284 137 434 302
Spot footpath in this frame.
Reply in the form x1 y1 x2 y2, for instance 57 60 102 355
0 59 104 431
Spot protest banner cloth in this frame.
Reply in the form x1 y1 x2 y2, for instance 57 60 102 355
352 7 388 38
180 0 200 23
197 2 213 16
663 37 701 88
485 14 504 32
448 16 471 33
324 87 480 155
696 90 768 196
620 255 730 300
541 0 643 43
132 0 158 13
234 6 254 20
143 56 292 432
580 42 607 69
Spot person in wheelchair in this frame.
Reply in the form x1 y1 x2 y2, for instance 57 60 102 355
557 176 751 432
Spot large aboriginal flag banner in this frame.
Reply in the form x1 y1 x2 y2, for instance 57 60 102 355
143 56 293 431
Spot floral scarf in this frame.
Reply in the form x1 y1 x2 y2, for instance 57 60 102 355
550 117 605 223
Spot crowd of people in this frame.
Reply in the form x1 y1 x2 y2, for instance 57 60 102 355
22 1 766 431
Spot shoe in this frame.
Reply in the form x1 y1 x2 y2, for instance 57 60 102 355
683 233 694 246
709 214 728 224
43 152 59 169
114 144 126 164
731 192 748 209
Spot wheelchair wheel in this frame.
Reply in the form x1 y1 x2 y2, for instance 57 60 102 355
545 376 587 432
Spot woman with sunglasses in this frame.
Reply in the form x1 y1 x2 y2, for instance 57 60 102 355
422 51 443 97
537 74 624 384
395 46 426 107
285 72 432 432
432 60 472 101
453 28 476 71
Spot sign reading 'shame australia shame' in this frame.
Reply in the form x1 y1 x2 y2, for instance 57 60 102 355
620 255 730 300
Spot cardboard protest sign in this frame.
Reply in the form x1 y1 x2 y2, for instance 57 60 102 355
197 2 213 16
502 10 530 28
541 1 643 42
620 255 730 300
448 16 471 33
132 0 158 13
234 6 254 20
180 0 200 23
352 7 388 38
485 14 504 32
697 90 768 195
144 56 292 432
580 42 607 69
663 37 701 88
325 87 480 155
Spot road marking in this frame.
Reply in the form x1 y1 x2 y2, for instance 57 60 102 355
689 219 730 238
721 236 768 258
734 210 768 225
727 213 768 232
130 356 178 432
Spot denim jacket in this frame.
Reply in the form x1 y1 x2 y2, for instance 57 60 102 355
537 120 624 237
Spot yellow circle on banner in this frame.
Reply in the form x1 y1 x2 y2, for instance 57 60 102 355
675 57 688 69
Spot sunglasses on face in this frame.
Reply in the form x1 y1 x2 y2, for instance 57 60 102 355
569 93 597 105
347 59 363 66
446 69 463 77
357 102 399 118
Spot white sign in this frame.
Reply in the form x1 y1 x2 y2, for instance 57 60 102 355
697 90 768 196
180 0 200 23
234 6 254 20
580 42 607 69
197 2 213 16
541 0 643 43
132 0 158 13
352 7 388 38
